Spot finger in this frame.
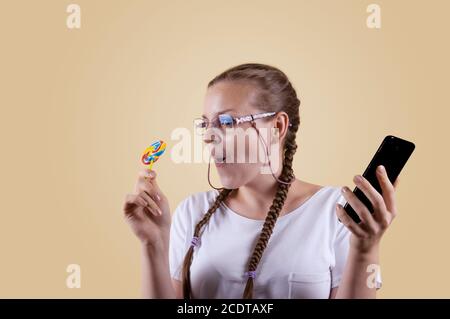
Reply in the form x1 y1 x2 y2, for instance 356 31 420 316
393 176 400 190
341 186 378 230
137 169 162 201
376 165 397 215
138 169 157 181
335 204 366 238
140 191 162 217
136 181 162 202
136 176 154 193
140 191 162 216
123 193 148 216
352 174 388 223
145 173 164 201
124 193 147 208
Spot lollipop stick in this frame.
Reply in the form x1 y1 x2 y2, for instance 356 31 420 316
148 160 154 170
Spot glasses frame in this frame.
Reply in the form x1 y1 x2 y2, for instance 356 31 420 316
194 111 290 135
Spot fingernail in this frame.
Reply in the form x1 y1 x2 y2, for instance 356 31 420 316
158 209 163 215
341 187 348 193
156 194 161 201
336 203 342 210
378 165 385 173
354 175 363 183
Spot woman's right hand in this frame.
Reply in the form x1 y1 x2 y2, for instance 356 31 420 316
123 169 171 249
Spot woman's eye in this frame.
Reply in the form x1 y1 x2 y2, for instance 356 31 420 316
218 115 234 128
194 119 207 129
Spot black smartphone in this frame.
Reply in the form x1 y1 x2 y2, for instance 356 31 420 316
343 135 415 223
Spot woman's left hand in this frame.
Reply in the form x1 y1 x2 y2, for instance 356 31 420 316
336 165 400 254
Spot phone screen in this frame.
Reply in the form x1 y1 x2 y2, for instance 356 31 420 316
344 135 415 223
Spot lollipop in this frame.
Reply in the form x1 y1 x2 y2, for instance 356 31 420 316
141 140 167 170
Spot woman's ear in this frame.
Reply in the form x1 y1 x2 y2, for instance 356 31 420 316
273 112 289 142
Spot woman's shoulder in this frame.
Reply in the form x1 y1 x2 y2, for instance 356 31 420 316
292 181 346 209
172 189 220 223
290 183 347 225
319 184 346 205
310 184 347 215
313 185 350 234
176 189 219 209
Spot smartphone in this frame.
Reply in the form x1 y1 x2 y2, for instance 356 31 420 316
343 135 415 223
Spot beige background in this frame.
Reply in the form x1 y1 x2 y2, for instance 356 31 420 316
0 0 448 298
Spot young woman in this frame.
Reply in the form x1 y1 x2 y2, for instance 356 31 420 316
123 63 399 299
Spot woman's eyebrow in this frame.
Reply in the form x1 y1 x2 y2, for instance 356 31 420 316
202 108 235 118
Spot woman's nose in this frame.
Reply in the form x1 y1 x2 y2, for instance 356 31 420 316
202 129 222 144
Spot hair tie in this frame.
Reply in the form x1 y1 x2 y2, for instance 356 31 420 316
245 271 256 279
190 236 200 247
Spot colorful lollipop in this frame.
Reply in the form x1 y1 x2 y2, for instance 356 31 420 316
141 140 167 170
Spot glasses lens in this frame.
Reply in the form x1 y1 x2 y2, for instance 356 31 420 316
218 114 234 129
193 118 207 135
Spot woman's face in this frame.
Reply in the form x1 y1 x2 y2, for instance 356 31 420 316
202 81 282 189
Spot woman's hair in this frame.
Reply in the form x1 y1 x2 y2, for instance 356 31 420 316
181 63 301 299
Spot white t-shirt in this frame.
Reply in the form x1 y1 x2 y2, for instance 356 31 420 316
169 186 376 299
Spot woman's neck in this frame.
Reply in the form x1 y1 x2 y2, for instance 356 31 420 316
225 175 322 221
227 171 294 220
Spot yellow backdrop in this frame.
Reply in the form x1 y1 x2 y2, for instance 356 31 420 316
0 0 448 298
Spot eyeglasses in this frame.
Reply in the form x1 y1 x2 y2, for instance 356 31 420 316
193 112 278 136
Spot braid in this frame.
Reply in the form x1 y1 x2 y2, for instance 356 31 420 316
242 135 298 299
181 187 233 299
